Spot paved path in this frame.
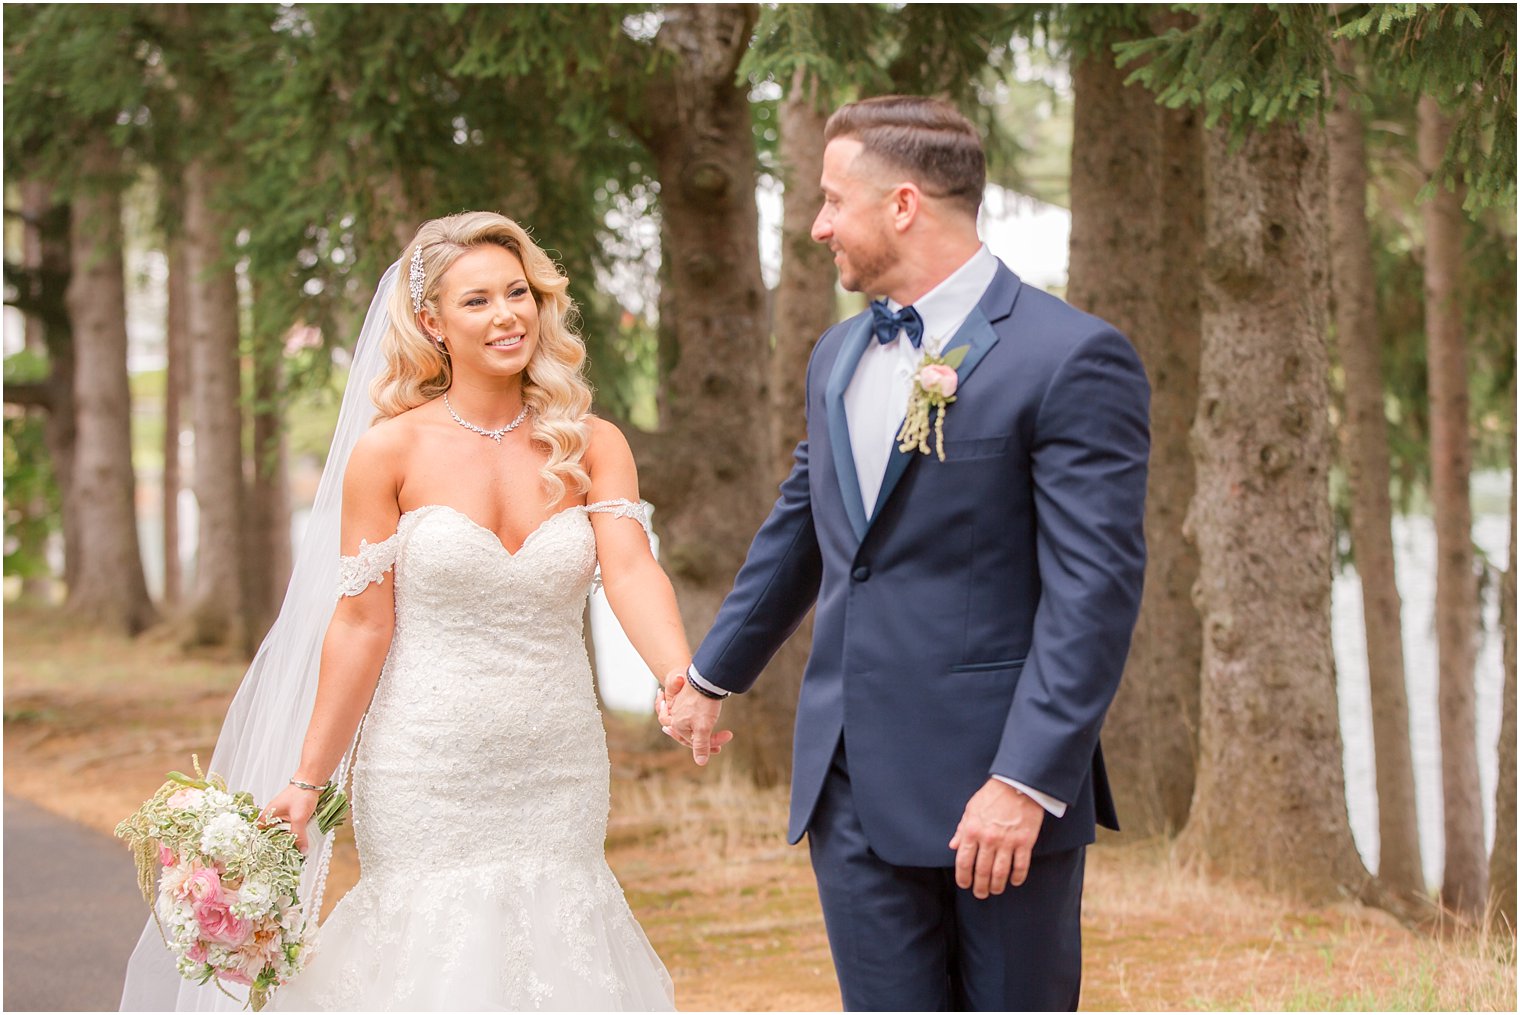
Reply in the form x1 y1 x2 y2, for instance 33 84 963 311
4 795 147 1012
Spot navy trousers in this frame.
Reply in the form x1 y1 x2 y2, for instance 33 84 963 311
807 741 1085 1011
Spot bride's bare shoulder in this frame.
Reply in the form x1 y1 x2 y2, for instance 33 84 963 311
582 414 635 465
347 405 431 483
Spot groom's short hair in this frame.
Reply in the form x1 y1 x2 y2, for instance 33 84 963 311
824 96 985 219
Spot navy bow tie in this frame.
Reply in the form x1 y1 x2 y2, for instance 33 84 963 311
870 300 924 348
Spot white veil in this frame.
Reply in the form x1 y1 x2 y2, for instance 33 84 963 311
119 261 401 1011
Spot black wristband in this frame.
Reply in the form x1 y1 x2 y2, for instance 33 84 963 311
687 678 730 700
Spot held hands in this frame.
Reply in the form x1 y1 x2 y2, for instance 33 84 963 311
656 669 734 766
259 783 320 853
949 778 1045 899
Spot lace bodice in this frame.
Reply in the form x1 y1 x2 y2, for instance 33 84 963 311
336 499 650 599
271 497 673 1010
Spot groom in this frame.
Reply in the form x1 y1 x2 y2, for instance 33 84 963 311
663 95 1149 1010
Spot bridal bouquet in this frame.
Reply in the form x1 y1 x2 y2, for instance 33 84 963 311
115 758 348 1010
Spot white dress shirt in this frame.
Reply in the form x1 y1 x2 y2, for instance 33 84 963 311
691 244 1067 819
845 245 998 518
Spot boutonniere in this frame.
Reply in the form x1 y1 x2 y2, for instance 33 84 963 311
896 343 968 462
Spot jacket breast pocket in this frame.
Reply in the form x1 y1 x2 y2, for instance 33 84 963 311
949 656 1026 674
940 435 1011 461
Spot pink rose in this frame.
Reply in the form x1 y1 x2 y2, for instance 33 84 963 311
167 787 204 810
216 967 253 987
158 845 178 868
194 896 253 947
186 941 209 964
918 364 958 398
180 865 223 903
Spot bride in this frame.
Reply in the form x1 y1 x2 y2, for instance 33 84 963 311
120 211 725 1011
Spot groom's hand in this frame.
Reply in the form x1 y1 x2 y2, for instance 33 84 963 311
949 779 1045 899
662 684 733 766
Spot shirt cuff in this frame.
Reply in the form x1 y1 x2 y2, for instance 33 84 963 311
686 664 731 698
992 776 1068 818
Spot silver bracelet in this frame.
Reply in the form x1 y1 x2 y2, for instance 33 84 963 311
289 778 323 792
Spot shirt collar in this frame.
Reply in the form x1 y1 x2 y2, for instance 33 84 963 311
886 244 998 352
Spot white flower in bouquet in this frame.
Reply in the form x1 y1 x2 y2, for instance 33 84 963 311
156 893 195 937
233 878 276 919
200 812 255 861
117 757 349 1010
176 953 213 981
202 787 234 811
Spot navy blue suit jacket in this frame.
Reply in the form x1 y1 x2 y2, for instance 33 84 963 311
692 262 1150 868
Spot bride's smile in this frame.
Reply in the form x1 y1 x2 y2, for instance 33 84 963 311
422 243 541 385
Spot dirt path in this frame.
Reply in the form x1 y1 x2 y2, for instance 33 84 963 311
3 794 149 1012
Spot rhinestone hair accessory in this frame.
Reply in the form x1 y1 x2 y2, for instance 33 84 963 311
408 245 426 313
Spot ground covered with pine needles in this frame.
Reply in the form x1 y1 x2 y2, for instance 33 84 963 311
4 602 1514 1011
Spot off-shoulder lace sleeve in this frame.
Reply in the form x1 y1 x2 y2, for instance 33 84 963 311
336 531 402 598
584 498 651 536
586 499 654 595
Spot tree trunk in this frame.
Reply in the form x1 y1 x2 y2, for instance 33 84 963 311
1419 96 1486 919
716 64 838 788
163 234 189 608
184 158 245 648
627 5 791 785
1492 422 1516 932
63 144 157 634
17 181 81 593
1177 120 1366 900
1146 93 1206 832
1067 35 1202 838
20 181 50 351
17 181 59 600
241 339 291 653
772 66 835 475
1328 45 1424 900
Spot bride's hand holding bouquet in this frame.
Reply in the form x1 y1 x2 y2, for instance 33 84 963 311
261 774 349 854
116 758 349 1009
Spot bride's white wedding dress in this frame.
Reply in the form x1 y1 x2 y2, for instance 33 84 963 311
271 500 674 1012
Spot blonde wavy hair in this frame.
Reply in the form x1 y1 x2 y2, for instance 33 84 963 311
373 211 593 504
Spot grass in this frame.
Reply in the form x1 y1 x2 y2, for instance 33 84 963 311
5 601 1515 1011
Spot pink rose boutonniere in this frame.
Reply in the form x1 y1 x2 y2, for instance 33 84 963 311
897 343 969 461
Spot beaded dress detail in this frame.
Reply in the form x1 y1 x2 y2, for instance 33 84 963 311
271 500 674 1011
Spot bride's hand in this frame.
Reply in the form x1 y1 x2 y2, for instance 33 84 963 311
656 668 687 726
261 783 321 853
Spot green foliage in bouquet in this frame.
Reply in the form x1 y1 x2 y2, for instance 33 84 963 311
114 756 351 1010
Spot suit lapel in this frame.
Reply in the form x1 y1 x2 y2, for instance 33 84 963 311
825 314 875 542
865 263 1022 528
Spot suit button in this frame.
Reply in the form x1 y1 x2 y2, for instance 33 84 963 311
852 566 871 582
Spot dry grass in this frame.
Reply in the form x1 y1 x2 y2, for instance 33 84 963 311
1081 837 1516 1011
5 602 1515 1011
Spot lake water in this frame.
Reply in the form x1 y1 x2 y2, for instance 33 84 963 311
1333 513 1508 889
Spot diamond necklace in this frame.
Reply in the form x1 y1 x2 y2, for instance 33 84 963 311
443 393 530 444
